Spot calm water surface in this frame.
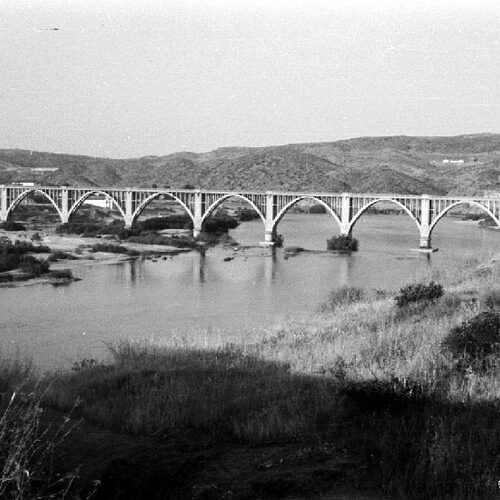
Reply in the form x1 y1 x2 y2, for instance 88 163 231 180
1 214 499 369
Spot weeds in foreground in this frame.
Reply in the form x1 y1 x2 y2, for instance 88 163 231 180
318 285 365 313
0 369 78 499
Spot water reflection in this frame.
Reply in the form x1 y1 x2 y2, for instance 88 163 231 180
194 250 206 284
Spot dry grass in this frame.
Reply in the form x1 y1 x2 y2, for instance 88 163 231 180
0 361 77 499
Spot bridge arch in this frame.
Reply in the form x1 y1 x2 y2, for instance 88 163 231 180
69 191 126 222
272 196 341 231
201 194 266 225
429 200 500 236
131 192 195 226
7 189 63 222
348 198 421 233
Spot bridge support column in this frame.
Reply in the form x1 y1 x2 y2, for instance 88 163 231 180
340 193 352 236
192 191 203 239
60 187 70 224
124 189 133 228
417 195 435 251
0 186 7 222
259 192 276 246
193 217 203 239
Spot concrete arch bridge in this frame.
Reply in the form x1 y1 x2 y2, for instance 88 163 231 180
1 185 499 250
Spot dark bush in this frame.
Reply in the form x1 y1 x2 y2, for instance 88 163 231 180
326 235 359 252
0 240 50 254
0 239 52 273
49 269 74 279
273 234 284 247
309 204 327 214
90 243 140 257
127 232 196 248
48 251 78 261
18 256 50 276
138 216 193 231
0 221 26 231
442 311 500 359
203 215 239 234
57 222 104 235
395 281 444 308
481 289 500 311
236 208 261 221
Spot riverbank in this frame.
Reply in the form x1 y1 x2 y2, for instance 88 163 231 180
2 252 499 499
0 228 196 287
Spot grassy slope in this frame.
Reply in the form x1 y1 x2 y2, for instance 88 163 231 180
1 133 499 194
2 254 499 499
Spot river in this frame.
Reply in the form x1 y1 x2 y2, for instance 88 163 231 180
1 213 499 369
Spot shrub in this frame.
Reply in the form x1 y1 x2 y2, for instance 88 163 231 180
19 256 50 276
442 311 500 360
48 251 78 261
395 281 443 308
236 208 261 221
326 235 359 252
481 288 500 311
0 240 51 273
127 232 197 248
203 215 239 234
0 221 26 231
139 216 192 231
0 240 50 255
309 204 327 214
49 269 74 279
273 234 284 247
90 243 140 257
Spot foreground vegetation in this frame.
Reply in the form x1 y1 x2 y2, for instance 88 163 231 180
2 255 500 498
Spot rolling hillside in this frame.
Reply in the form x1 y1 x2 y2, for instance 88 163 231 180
0 134 499 195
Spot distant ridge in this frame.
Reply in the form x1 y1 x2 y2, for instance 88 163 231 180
0 134 499 196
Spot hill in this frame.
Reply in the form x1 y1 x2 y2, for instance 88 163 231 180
0 133 499 195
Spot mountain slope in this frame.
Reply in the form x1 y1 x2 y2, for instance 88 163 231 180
0 134 498 195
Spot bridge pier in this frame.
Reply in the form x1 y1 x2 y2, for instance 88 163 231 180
1 186 7 222
192 217 203 239
259 219 275 247
340 193 352 237
417 195 435 251
124 215 134 229
60 212 70 224
419 235 432 249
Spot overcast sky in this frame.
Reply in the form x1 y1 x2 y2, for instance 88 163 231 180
1 0 499 158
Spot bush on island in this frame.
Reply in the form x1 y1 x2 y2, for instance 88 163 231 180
273 234 284 247
326 235 359 252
